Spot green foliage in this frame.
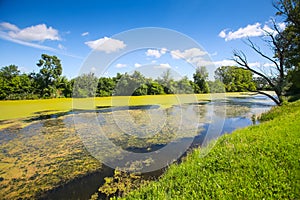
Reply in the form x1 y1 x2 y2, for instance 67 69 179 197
157 69 176 94
175 76 194 94
193 66 209 93
36 54 63 98
119 101 300 199
72 73 98 98
147 81 165 95
97 77 116 97
215 66 256 92
0 65 37 100
207 80 226 93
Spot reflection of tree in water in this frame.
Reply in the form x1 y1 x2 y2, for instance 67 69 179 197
100 105 202 150
212 102 251 118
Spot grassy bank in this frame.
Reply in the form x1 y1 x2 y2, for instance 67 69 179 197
118 101 300 199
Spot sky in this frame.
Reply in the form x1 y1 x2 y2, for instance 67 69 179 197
0 0 284 80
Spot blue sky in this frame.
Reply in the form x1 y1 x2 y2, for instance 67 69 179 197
0 0 284 80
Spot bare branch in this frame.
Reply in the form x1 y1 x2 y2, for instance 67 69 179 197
245 39 281 72
232 50 276 88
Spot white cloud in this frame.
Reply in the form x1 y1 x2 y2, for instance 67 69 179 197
278 22 286 30
0 22 19 32
0 22 83 59
58 44 65 50
248 62 260 68
145 48 167 58
85 37 126 53
170 48 210 67
81 32 89 36
219 22 287 41
154 63 171 69
146 49 161 58
214 59 263 68
134 63 142 68
2 23 60 42
115 63 127 68
213 59 237 67
263 63 276 67
0 31 57 51
218 30 226 38
219 23 264 41
171 48 207 60
160 48 167 54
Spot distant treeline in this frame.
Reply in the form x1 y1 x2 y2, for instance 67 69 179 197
0 54 265 100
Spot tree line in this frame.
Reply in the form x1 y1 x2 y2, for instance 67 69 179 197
0 53 265 100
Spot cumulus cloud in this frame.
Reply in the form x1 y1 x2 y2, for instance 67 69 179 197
154 63 171 69
145 48 167 58
213 59 237 67
0 22 60 42
85 37 126 53
219 22 286 41
115 63 127 68
0 22 60 51
134 63 142 68
170 48 210 67
81 32 89 36
0 22 19 32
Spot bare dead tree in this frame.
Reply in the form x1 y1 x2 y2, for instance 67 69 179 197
232 24 289 106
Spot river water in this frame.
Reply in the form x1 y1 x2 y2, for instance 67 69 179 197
0 95 275 199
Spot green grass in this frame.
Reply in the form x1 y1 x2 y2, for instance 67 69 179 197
118 101 300 200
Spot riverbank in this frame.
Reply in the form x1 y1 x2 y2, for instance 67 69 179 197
118 100 300 199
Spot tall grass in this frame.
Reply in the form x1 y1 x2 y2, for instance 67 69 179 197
118 101 300 199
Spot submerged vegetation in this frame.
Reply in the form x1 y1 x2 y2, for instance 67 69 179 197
116 100 300 199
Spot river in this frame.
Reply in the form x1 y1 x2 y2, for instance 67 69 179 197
0 94 275 199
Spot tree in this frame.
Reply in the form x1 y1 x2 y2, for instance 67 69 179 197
0 65 20 78
114 71 148 96
207 80 226 93
36 54 62 98
274 0 300 95
72 73 98 97
233 0 299 105
157 69 176 94
147 81 165 95
0 65 35 99
176 76 194 94
193 66 209 93
97 77 115 97
215 66 256 92
57 76 73 97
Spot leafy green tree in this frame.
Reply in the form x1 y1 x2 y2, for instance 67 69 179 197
176 76 194 94
97 77 115 97
274 0 300 95
114 71 148 96
147 81 165 95
0 65 20 78
207 80 226 93
215 66 256 92
193 66 209 93
0 65 35 99
36 54 62 98
157 69 176 94
57 76 73 97
72 73 98 97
